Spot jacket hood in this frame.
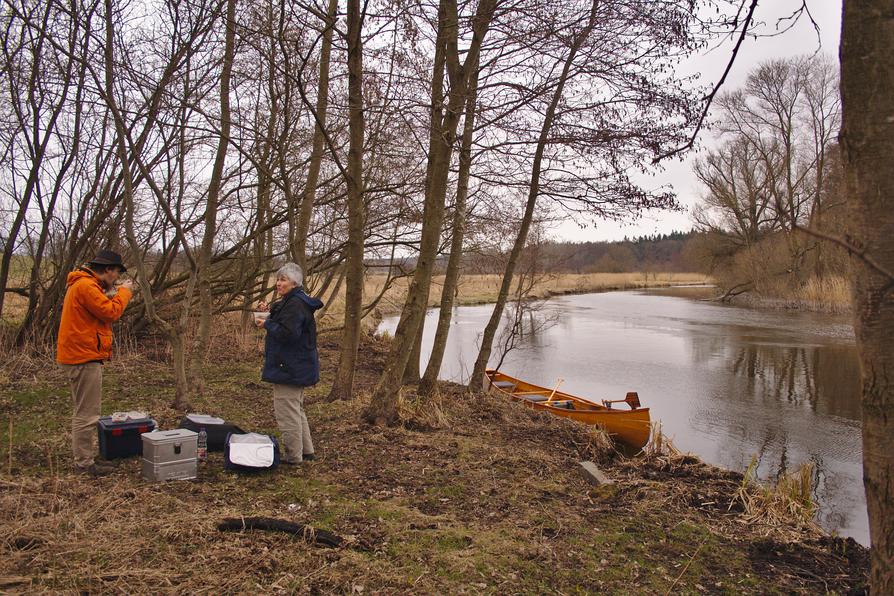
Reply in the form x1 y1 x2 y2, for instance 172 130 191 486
290 288 323 311
66 268 99 288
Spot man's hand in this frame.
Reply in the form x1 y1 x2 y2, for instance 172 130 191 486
120 279 135 291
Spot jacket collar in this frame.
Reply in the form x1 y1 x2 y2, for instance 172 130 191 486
270 287 302 313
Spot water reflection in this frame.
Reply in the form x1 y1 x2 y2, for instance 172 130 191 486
693 336 861 419
378 289 867 544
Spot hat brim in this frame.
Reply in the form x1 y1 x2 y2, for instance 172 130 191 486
89 260 127 272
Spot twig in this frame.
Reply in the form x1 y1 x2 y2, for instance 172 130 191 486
665 537 708 595
8 419 12 475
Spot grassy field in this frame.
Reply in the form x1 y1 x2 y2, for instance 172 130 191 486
326 272 711 322
0 330 868 593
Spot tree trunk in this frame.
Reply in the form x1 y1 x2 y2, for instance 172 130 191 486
419 61 479 397
364 0 496 425
327 0 366 402
402 318 425 385
293 0 337 271
190 0 236 396
839 2 894 592
470 0 598 390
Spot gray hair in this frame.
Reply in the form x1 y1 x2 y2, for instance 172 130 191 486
276 262 304 289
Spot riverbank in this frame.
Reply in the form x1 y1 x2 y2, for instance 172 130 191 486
0 331 868 593
728 292 853 315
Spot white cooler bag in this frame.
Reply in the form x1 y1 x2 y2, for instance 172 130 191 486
224 432 280 471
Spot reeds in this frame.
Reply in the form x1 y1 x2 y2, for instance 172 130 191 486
732 456 819 529
795 275 851 313
642 421 681 458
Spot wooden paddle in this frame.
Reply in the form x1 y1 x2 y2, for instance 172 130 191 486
544 378 564 404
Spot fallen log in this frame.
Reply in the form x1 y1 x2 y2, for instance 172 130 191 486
217 516 343 548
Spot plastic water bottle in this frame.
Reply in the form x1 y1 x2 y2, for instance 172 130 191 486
197 427 208 463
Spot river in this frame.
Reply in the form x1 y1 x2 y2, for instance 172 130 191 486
377 287 868 545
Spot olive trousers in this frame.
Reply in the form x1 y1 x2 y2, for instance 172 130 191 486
61 362 103 469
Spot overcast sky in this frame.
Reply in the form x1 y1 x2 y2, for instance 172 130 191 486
553 0 843 243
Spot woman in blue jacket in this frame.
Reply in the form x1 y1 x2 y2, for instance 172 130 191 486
255 263 323 464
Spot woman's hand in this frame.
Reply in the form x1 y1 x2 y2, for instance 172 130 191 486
257 300 269 312
255 317 266 328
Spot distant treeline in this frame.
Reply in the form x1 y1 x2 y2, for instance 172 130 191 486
456 231 703 274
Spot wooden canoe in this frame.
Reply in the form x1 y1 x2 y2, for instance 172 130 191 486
485 369 651 450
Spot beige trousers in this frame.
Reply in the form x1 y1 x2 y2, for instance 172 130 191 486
61 362 103 468
272 384 314 463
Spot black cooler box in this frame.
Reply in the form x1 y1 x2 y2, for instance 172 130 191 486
97 416 157 459
178 414 245 452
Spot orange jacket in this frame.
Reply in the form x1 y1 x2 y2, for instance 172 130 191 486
56 268 132 364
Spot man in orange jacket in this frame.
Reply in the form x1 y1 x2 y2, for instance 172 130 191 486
57 250 134 476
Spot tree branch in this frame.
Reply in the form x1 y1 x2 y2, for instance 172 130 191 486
653 0 760 163
791 222 894 283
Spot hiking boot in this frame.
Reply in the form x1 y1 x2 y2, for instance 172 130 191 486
303 453 316 461
75 464 112 477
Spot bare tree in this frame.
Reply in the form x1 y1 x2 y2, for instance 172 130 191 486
469 0 598 389
191 0 237 396
292 0 338 271
418 55 480 397
364 0 498 425
693 137 780 246
691 54 841 295
327 0 367 401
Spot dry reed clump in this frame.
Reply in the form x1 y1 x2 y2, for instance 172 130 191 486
642 421 680 458
486 393 618 464
395 386 451 431
795 276 851 313
732 457 821 533
577 425 616 462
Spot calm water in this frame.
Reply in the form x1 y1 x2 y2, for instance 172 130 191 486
378 288 867 545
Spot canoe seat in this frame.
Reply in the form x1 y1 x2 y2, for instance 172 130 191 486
549 400 575 410
519 394 549 403
491 381 516 391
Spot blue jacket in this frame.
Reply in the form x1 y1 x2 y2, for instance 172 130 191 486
261 288 323 386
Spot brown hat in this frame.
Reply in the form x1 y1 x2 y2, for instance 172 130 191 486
89 249 127 272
